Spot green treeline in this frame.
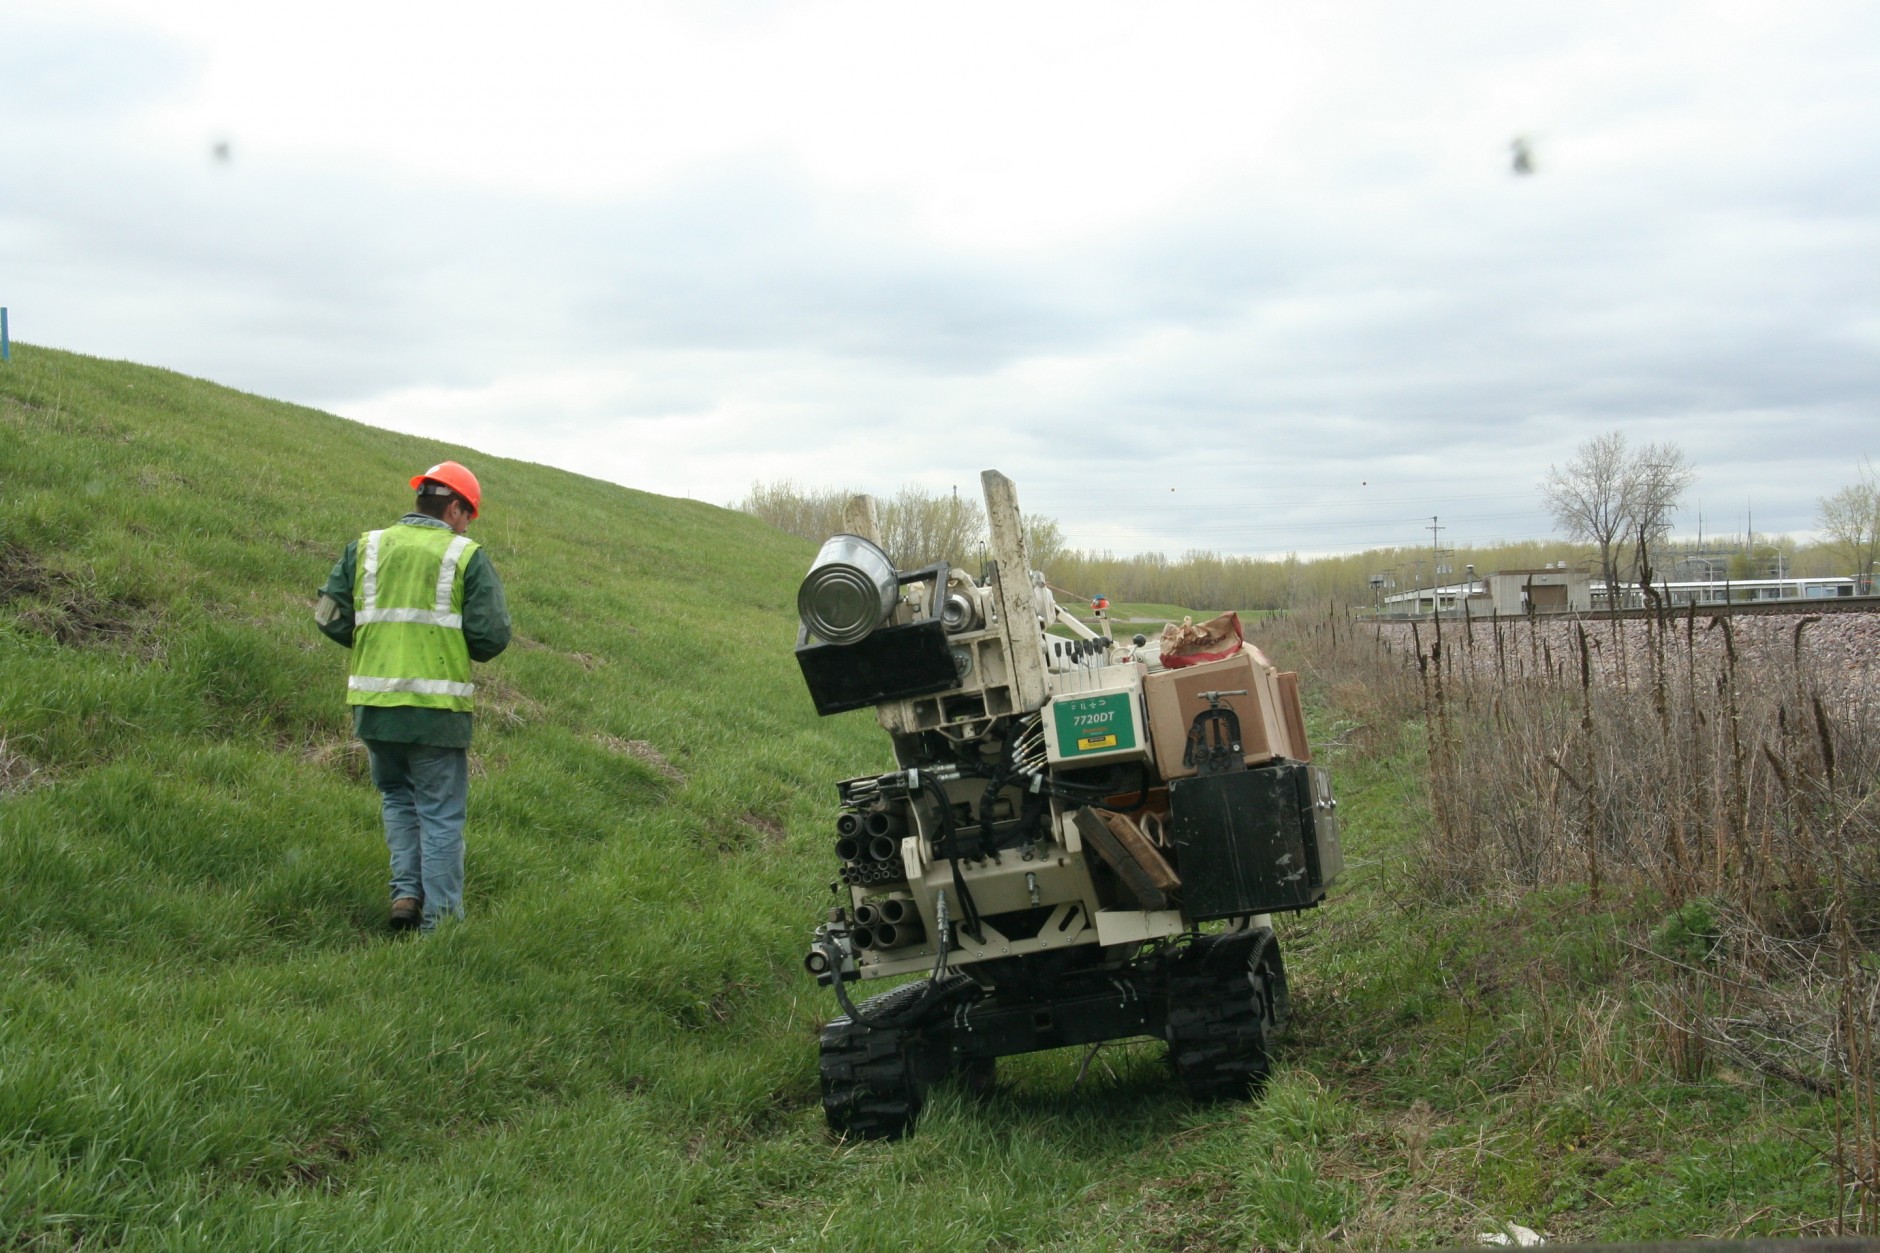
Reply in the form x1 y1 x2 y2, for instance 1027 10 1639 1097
737 480 1848 610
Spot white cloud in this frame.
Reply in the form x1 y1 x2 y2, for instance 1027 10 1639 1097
6 0 1879 555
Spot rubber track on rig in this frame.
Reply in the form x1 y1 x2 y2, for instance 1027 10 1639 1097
1165 931 1289 1102
818 976 976 1140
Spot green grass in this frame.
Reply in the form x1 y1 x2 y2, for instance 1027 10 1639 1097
0 343 1848 1249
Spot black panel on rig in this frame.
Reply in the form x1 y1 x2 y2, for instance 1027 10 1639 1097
795 618 959 716
1168 761 1340 919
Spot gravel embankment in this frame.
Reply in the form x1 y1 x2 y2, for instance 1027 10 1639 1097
1372 610 1880 713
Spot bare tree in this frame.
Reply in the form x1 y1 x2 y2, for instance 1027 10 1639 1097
1818 459 1880 593
1541 432 1630 597
1540 432 1695 599
1024 514 1066 573
736 479 848 543
737 480 989 568
1629 441 1697 574
880 485 986 570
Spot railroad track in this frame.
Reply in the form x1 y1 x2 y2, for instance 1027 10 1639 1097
1375 595 1880 624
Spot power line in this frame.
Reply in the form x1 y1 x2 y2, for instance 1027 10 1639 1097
1027 489 1542 513
1060 510 1551 538
1052 533 1576 559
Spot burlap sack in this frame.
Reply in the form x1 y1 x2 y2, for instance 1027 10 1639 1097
1158 611 1244 669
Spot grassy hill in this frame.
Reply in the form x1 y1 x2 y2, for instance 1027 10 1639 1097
0 345 1845 1250
0 343 893 1248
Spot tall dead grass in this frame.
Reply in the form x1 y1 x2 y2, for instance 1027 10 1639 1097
1264 601 1880 1231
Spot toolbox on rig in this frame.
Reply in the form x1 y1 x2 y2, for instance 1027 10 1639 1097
1169 762 1341 919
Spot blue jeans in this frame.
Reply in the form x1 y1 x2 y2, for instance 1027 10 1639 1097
365 740 469 931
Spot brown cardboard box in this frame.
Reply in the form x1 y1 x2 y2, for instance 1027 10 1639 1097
1275 671 1310 762
1143 647 1292 779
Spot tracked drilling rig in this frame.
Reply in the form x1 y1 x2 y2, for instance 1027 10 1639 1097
793 471 1341 1139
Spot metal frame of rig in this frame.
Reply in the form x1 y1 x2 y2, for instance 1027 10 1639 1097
793 470 1342 1139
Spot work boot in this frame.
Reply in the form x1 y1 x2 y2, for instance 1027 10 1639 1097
389 897 423 931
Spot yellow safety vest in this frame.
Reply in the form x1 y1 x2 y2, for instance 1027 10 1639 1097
347 524 478 713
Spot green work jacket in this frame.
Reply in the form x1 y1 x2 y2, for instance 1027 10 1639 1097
315 514 512 747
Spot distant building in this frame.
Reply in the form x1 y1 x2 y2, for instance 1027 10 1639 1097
1486 566 1592 614
1380 578 1483 616
1378 566 1858 618
1598 575 1856 608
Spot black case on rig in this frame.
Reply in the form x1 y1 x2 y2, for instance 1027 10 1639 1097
795 562 959 717
795 619 958 716
1168 761 1341 918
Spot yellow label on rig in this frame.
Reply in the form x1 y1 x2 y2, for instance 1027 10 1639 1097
1077 733 1119 751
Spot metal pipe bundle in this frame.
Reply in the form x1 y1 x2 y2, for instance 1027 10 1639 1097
863 809 905 839
873 918 925 949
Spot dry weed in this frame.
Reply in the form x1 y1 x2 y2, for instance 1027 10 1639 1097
1274 601 1880 1232
299 737 370 783
0 735 44 795
594 734 686 785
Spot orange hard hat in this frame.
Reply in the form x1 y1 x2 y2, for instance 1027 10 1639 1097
410 461 481 518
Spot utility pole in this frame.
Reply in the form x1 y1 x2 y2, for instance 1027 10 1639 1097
1428 515 1453 610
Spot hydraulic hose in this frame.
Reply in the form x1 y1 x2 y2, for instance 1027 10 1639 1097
818 932 956 1030
1047 761 1152 814
819 934 897 1027
976 732 1018 846
928 786 984 942
929 891 953 982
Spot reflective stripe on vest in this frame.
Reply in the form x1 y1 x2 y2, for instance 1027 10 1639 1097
355 607 466 628
435 534 472 613
347 675 476 698
360 529 383 608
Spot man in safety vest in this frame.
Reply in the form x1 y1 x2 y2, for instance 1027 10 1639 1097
314 461 512 932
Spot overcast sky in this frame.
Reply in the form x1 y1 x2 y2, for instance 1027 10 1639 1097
5 1 1877 558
